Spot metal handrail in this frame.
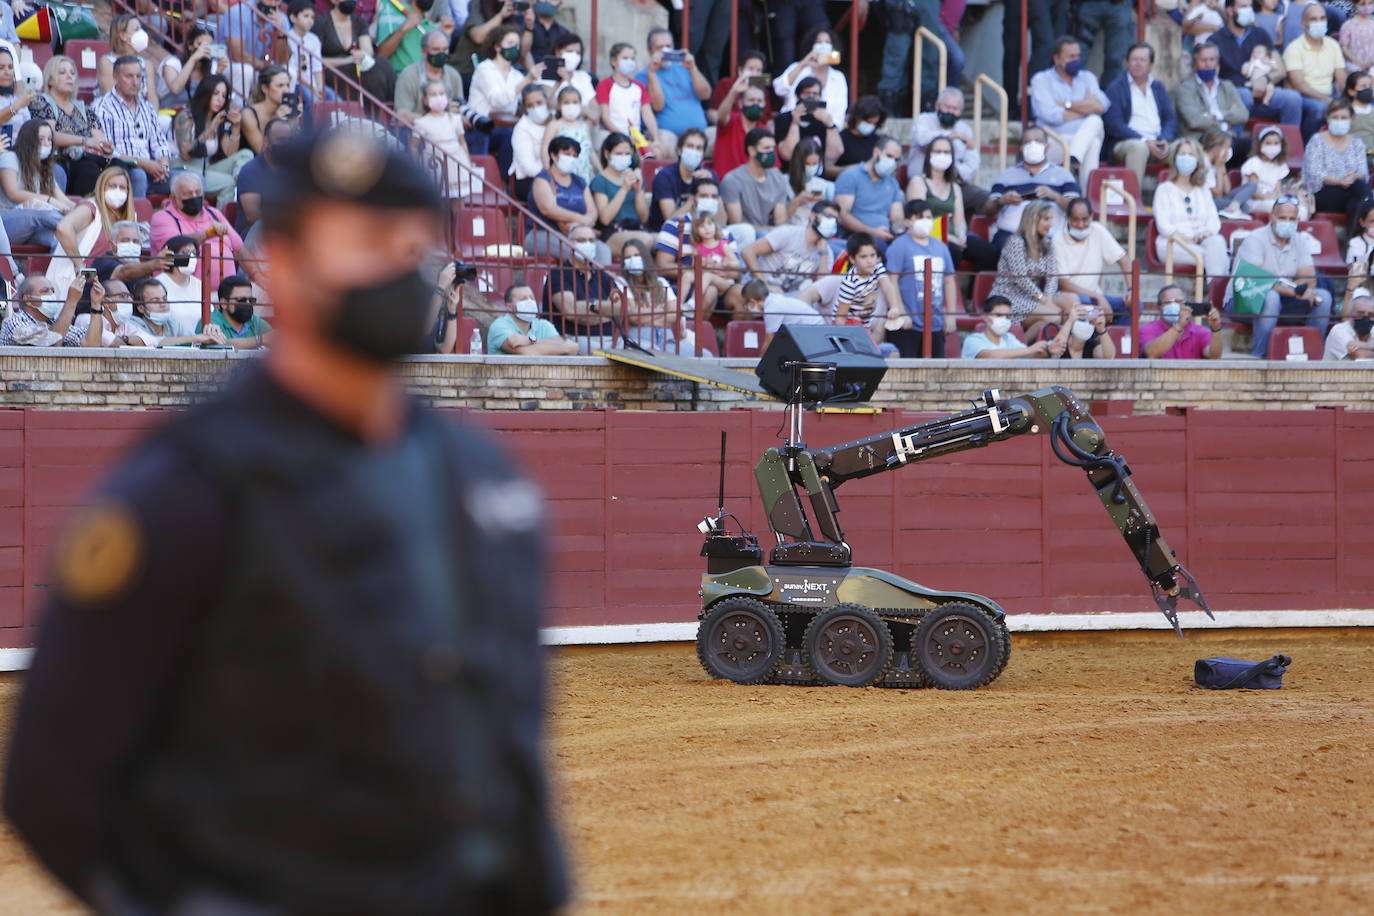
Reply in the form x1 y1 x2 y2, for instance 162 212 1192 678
911 27 948 120
1163 235 1207 301
1042 126 1071 172
1098 178 1138 256
973 74 1008 171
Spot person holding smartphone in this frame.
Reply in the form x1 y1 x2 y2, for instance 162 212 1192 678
638 28 711 156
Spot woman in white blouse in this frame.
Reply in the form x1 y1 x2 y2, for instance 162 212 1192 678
1152 137 1229 282
511 84 552 200
771 27 850 129
470 26 537 126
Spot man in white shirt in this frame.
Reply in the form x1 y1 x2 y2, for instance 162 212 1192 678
1053 197 1131 323
1103 42 1180 188
907 87 990 214
1323 289 1374 359
1028 37 1109 186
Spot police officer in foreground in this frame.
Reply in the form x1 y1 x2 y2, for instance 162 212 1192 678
4 128 568 916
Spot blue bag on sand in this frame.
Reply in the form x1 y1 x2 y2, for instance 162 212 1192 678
1194 655 1291 689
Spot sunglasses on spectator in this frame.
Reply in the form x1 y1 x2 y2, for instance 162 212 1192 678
227 296 258 304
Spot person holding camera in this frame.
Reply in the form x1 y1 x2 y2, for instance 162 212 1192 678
775 77 842 168
154 233 205 328
240 66 302 155
158 27 227 112
172 75 252 210
1141 284 1224 359
637 29 711 157
772 27 850 128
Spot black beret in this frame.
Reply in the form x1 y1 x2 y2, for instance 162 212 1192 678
261 126 444 231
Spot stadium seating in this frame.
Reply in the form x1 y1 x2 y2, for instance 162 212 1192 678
1085 167 1145 223
1267 326 1322 360
455 205 513 255
1106 325 1134 358
723 320 765 357
454 315 480 354
64 39 109 101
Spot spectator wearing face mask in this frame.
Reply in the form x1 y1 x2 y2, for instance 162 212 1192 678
620 237 686 350
722 129 798 243
1054 197 1131 324
1285 3 1347 139
123 277 226 347
884 199 960 358
773 28 850 127
1055 301 1118 359
989 199 1079 341
1176 42 1250 157
394 28 466 126
50 165 137 297
1229 195 1333 356
548 34 600 125
88 220 160 284
0 274 85 347
1345 199 1374 294
908 88 986 210
544 223 620 351
985 125 1080 247
1240 124 1292 215
543 86 595 184
487 282 578 354
740 200 840 297
1323 287 1374 358
651 128 716 231
831 95 887 176
1141 284 1224 359
961 294 1056 359
775 77 842 168
713 84 771 178
510 84 553 199
373 0 438 73
1304 97 1370 228
150 171 245 292
1153 137 1230 283
236 118 297 234
833 136 904 256
71 276 139 348
654 176 746 317
1029 37 1109 187
202 274 274 349
598 43 671 160
527 0 574 67
156 234 205 329
527 135 597 259
709 50 772 128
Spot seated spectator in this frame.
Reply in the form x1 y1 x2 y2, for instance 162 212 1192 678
217 0 282 103
708 49 771 127
412 79 482 200
599 43 672 160
1153 138 1230 282
905 135 997 270
1240 124 1292 214
545 223 620 350
1345 71 1374 149
0 275 84 347
72 276 137 348
527 135 597 257
1304 98 1370 227
776 77 842 167
373 0 439 73
773 27 850 128
240 66 304 157
548 34 600 124
172 75 253 210
1229 195 1333 356
1029 36 1108 186
1210 0 1302 128
721 128 796 243
1323 287 1374 358
650 128 715 230
828 91 884 166
1201 127 1252 217
1056 301 1118 359
752 232 898 346
784 138 832 226
283 0 327 107
509 84 551 199
654 177 746 318
592 132 653 256
50 165 136 295
97 14 160 109
93 56 173 200
1341 1 1374 72
450 0 526 89
1104 42 1181 189
1141 284 1225 358
1176 42 1250 159
89 220 165 284
0 120 69 252
543 86 595 184
833 136 904 255
0 47 35 141
620 237 686 350
637 29 710 155
884 200 960 358
235 118 295 234
394 28 465 125
713 83 771 178
526 0 574 66
472 26 535 128
29 55 115 198
1285 3 1348 138
201 274 274 350
122 278 223 346
1253 0 1288 43
150 171 245 292
1347 200 1374 295
313 0 397 105
985 125 1080 247
159 27 227 112
907 87 988 215
740 200 838 299
1054 197 1130 323
988 199 1078 340
157 234 204 327
961 295 1057 359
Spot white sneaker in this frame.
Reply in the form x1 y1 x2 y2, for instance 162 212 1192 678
1219 206 1245 220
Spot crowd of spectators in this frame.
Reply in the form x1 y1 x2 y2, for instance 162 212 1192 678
1 0 1373 362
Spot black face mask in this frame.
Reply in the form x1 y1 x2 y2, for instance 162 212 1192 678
337 0 357 13
228 301 255 324
324 268 435 362
1355 316 1373 337
742 103 764 121
415 0 434 9
180 195 204 217
937 110 958 128
1359 88 1374 105
426 52 448 68
0 86 12 97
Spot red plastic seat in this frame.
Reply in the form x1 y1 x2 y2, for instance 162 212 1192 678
14 244 49 275
133 198 152 222
640 157 671 186
1219 218 1264 256
19 40 53 71
1085 166 1144 223
1301 220 1345 275
723 320 765 357
219 200 239 228
1105 325 1135 358
1144 221 1200 277
455 316 480 354
968 213 993 240
1267 326 1323 360
691 318 719 356
454 205 513 254
971 270 998 309
64 39 109 100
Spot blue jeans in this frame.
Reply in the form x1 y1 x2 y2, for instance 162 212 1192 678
878 18 964 99
2 208 62 251
1251 288 1332 357
1075 1 1136 88
1238 85 1302 127
1299 96 1329 141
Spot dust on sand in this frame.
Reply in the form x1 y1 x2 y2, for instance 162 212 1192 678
2 629 1372 914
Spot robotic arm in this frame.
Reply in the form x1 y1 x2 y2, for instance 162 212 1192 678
753 387 1212 636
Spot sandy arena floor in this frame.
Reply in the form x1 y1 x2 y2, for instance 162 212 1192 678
2 628 1372 914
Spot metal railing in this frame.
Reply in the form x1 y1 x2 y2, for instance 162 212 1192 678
973 74 1009 172
1163 236 1207 301
911 26 948 120
1097 178 1138 257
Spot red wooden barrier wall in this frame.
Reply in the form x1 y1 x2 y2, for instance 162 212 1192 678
2 406 1372 648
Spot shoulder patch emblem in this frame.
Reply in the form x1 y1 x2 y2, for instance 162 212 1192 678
55 504 142 606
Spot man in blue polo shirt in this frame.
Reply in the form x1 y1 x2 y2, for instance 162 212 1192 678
984 124 1080 247
833 135 904 256
487 283 579 354
884 198 959 358
638 28 710 151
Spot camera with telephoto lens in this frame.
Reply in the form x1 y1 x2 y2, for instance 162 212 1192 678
451 261 478 285
459 102 494 132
